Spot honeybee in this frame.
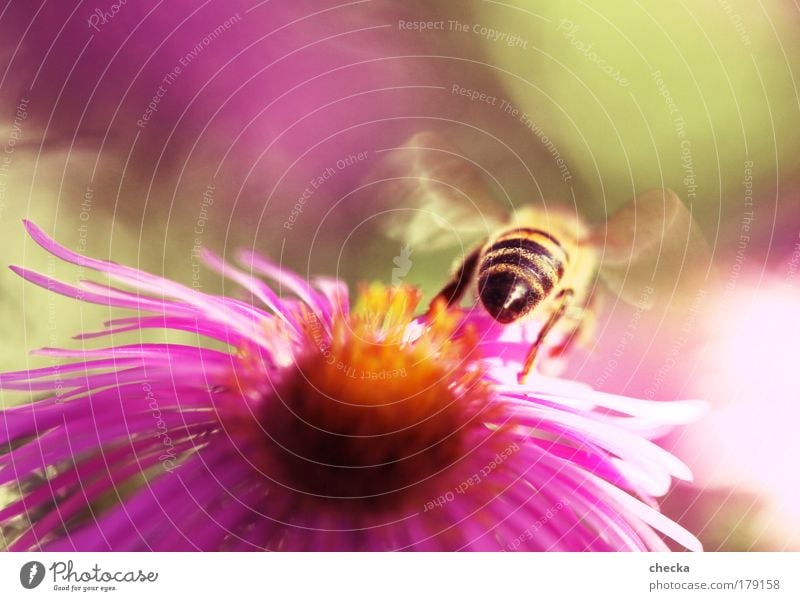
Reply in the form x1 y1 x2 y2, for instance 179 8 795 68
378 132 711 382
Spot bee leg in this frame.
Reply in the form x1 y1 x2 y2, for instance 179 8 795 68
427 244 483 313
548 300 596 358
518 288 574 383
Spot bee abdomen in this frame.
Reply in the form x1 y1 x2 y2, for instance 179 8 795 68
477 232 568 323
483 235 566 284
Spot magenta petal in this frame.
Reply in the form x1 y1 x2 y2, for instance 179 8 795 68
0 221 704 552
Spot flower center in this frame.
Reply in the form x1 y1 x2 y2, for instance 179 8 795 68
261 285 491 505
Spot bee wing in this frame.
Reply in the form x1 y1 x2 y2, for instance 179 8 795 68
378 131 508 251
591 188 713 310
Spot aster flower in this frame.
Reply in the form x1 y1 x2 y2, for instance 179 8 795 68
0 222 705 551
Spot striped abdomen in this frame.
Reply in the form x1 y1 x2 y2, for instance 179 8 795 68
477 228 568 324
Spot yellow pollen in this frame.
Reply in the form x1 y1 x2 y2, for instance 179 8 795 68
261 284 492 504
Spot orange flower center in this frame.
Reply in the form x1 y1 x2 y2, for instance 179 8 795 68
261 285 492 506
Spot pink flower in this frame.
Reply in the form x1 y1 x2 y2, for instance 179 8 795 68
0 222 705 551
668 274 800 550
